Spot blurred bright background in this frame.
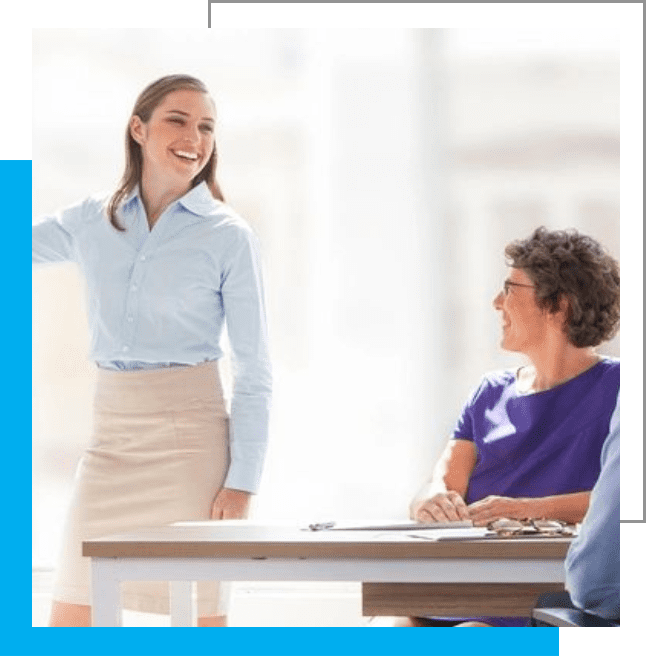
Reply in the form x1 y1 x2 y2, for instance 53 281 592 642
33 27 620 625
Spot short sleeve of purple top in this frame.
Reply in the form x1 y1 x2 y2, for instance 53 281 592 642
453 358 620 506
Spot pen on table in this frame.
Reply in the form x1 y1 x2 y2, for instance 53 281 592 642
308 522 336 531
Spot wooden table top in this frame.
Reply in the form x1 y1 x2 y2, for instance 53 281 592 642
82 521 571 560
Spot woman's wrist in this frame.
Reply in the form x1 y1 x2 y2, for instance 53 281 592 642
518 494 589 523
520 497 541 519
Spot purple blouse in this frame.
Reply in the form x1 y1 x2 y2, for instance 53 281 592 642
453 358 620 505
439 357 619 626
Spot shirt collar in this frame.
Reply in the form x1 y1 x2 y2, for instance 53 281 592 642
120 186 139 209
177 181 221 216
121 181 220 217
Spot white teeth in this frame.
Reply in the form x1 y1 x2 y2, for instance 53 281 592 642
173 150 198 160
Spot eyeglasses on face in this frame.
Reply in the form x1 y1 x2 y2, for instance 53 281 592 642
502 280 535 296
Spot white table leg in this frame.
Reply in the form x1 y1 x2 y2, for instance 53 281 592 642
170 580 194 627
91 558 122 626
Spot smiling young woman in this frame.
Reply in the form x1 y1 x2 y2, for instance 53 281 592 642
33 75 272 628
129 89 217 227
106 75 225 232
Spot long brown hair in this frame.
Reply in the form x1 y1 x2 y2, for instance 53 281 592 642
106 74 225 231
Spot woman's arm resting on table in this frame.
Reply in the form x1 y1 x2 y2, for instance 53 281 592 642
467 491 591 526
409 439 477 522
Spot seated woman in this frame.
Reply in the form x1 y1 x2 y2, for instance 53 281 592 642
399 226 620 627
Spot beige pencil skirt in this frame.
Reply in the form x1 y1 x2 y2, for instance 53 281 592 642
51 360 230 616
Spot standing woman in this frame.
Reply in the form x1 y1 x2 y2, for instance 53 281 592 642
32 75 272 627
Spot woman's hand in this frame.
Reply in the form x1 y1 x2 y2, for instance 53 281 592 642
467 495 532 526
210 488 252 520
410 491 470 523
467 491 590 526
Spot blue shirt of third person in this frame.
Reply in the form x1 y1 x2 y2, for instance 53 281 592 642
565 393 620 620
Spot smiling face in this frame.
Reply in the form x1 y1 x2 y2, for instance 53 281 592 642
129 88 216 192
492 267 552 355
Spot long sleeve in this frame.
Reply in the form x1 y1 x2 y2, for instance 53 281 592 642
33 185 272 493
31 210 80 264
565 393 620 619
220 227 272 493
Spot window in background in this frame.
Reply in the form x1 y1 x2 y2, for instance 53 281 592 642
33 28 620 573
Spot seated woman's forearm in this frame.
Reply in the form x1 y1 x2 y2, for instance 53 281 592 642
419 439 476 499
467 491 591 525
409 440 477 521
524 491 591 524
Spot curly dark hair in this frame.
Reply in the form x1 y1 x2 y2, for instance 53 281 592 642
505 227 619 348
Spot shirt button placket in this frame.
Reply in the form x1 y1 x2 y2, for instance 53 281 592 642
123 252 147 354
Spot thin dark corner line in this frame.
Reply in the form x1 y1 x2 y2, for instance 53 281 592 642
620 519 646 523
208 1 212 28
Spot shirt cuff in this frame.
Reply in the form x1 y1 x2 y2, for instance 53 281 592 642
224 458 265 494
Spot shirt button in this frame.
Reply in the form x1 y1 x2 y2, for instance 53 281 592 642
140 255 146 262
127 316 134 323
122 346 130 353
131 284 137 291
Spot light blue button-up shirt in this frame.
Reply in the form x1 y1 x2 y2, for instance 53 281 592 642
565 393 620 620
32 182 272 493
